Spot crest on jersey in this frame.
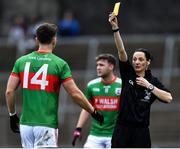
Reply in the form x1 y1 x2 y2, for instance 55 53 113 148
115 88 121 95
141 89 151 102
93 88 100 92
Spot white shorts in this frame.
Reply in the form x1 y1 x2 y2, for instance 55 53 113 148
20 124 58 148
84 134 111 148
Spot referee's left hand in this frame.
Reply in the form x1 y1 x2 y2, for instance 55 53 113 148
136 77 150 88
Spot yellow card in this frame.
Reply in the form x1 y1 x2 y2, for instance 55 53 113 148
113 2 121 16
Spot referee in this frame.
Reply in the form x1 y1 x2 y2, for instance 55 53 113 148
108 13 173 148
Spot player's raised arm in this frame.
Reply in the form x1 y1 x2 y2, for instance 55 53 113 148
108 13 128 62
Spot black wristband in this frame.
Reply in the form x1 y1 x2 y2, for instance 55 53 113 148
112 28 119 32
91 108 96 116
75 127 82 132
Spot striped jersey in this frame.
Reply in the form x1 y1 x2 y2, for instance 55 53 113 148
11 51 72 128
86 76 122 137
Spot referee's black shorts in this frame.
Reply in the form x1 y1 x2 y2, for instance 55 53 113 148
111 124 151 148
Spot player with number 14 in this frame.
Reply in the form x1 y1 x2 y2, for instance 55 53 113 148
5 23 104 148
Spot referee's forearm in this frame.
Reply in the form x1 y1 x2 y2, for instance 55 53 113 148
114 31 128 61
152 87 172 103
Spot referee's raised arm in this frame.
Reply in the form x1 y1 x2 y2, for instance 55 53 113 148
108 12 127 62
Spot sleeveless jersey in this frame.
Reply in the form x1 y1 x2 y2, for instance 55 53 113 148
11 51 72 128
86 76 122 137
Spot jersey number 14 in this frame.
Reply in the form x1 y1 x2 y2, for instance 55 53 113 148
23 62 49 90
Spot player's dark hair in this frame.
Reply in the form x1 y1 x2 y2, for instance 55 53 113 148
96 53 116 68
134 48 153 61
36 23 57 44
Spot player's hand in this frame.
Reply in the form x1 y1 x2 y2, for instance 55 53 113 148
10 114 20 133
91 109 104 125
72 127 82 146
108 12 119 29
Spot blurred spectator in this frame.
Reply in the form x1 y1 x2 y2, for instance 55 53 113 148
8 15 26 44
25 15 45 52
58 10 80 36
27 15 44 38
8 15 37 58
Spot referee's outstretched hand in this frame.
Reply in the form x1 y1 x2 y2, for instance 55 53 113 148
91 109 104 125
10 114 20 133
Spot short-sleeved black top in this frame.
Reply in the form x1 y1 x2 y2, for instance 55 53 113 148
117 60 169 127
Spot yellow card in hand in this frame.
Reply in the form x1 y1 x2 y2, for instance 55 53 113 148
113 2 121 16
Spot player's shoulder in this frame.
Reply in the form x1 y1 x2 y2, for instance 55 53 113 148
15 52 33 62
16 52 65 63
115 77 122 84
88 78 101 86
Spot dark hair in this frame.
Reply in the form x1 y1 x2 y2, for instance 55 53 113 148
134 48 153 61
36 23 57 44
96 53 116 67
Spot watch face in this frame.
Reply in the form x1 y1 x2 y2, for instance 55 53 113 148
149 85 154 91
149 85 153 90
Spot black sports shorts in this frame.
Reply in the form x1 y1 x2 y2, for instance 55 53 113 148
111 124 151 148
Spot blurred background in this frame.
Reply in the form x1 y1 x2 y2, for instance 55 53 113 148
0 0 180 147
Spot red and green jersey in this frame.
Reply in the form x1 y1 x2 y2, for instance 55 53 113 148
11 51 72 128
86 76 122 137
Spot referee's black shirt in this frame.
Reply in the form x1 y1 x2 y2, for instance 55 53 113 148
117 60 169 128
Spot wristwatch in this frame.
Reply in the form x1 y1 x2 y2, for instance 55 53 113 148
148 84 154 92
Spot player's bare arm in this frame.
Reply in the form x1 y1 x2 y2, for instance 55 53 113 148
108 13 128 62
76 109 90 128
5 75 20 114
63 79 94 113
